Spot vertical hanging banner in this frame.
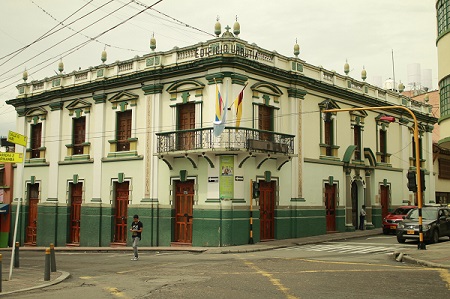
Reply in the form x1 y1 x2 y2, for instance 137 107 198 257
219 156 234 199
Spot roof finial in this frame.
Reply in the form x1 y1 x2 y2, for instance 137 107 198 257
233 15 240 37
101 46 107 63
294 38 300 57
344 59 350 75
361 66 367 81
58 59 64 74
150 32 156 52
23 68 28 82
214 16 221 37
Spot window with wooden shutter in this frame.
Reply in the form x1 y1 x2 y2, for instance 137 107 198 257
324 117 333 156
353 125 361 161
31 123 42 158
379 129 387 163
117 110 132 151
73 117 86 155
258 105 274 141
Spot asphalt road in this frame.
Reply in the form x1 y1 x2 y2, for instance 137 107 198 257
4 235 450 299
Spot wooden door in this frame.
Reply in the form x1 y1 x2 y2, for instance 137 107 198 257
174 180 194 244
178 103 195 150
351 181 358 230
258 105 273 141
69 182 83 244
325 183 336 232
113 182 129 244
26 184 39 245
380 185 390 220
259 181 275 240
117 110 132 151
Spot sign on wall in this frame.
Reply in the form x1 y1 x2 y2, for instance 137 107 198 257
219 156 234 199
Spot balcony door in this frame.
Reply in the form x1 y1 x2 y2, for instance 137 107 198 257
258 105 273 141
178 103 195 150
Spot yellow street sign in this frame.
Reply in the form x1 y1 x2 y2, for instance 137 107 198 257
0 152 23 163
7 131 27 147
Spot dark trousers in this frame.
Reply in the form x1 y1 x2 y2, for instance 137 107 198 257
359 216 365 230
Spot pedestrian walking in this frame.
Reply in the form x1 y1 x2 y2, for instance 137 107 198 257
130 214 143 261
359 205 366 230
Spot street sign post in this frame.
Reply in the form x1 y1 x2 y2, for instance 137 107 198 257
6 130 27 280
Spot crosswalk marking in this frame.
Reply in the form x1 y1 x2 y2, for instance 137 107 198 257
276 243 403 255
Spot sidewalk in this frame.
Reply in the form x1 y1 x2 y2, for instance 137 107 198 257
1 229 449 296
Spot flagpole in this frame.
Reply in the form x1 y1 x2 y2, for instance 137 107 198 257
228 82 248 110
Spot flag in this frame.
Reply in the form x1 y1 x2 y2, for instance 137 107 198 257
234 89 244 128
213 82 226 137
215 83 224 123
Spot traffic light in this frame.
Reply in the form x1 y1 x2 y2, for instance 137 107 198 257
252 181 260 199
420 169 426 191
406 171 417 192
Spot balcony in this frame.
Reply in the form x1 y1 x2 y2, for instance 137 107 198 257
156 127 295 169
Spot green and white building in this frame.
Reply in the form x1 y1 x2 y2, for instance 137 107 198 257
7 20 436 247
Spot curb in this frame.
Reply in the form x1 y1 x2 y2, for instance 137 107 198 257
392 251 450 270
0 271 71 297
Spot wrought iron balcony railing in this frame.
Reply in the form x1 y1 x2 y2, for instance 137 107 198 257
156 127 294 154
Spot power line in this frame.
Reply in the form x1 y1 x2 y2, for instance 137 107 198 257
0 0 165 88
0 0 134 81
0 0 94 66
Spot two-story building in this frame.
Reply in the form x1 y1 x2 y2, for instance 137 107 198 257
6 20 436 247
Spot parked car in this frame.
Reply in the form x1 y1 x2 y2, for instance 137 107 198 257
382 205 416 234
396 206 450 244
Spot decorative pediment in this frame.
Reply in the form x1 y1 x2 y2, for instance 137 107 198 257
66 99 92 116
167 80 205 102
25 107 47 117
251 82 283 97
25 107 47 123
108 91 139 110
318 99 340 110
350 109 368 125
166 80 205 93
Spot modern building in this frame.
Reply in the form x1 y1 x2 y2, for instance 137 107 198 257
437 0 450 149
6 20 436 248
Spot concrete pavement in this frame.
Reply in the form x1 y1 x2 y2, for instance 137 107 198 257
1 229 449 296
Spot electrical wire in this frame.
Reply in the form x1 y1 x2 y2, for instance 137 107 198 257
0 0 165 88
0 0 135 82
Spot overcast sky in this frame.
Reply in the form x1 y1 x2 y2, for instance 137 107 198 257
0 0 438 136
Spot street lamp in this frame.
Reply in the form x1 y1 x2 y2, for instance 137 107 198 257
323 105 426 250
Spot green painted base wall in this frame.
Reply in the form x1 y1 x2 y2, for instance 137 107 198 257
37 204 58 247
0 232 9 248
9 203 382 247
